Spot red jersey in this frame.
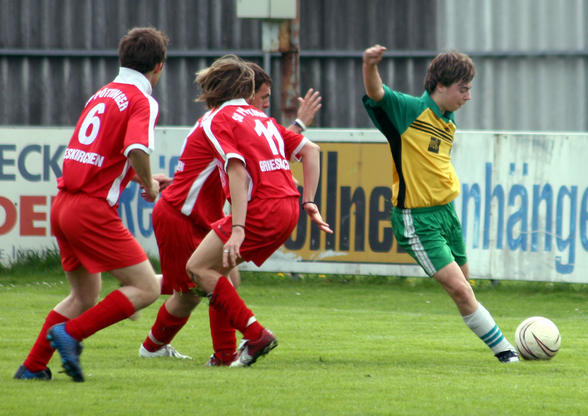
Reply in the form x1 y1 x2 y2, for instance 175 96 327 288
201 99 307 201
58 67 159 207
161 113 226 228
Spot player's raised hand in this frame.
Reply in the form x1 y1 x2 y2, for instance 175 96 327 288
296 88 322 128
363 44 387 65
303 202 333 234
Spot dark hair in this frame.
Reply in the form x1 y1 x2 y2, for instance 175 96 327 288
424 51 475 93
118 27 169 74
195 55 255 108
247 62 273 92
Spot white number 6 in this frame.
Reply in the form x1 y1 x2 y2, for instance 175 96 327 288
78 103 106 145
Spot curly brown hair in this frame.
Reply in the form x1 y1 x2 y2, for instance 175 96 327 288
195 55 255 108
424 51 475 93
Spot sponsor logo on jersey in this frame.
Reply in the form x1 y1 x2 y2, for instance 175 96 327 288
428 137 441 153
259 158 290 172
63 148 105 167
90 88 129 111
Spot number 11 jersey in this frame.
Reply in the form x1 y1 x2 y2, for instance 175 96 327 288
201 98 308 202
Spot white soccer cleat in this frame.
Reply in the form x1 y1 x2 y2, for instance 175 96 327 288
139 344 192 359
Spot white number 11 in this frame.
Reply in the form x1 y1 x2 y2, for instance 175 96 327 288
254 119 285 157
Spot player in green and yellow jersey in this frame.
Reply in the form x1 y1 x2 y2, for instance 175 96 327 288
362 44 519 363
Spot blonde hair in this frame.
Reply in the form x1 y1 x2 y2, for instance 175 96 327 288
195 55 255 108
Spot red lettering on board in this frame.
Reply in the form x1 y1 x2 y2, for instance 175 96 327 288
0 196 17 234
20 196 47 236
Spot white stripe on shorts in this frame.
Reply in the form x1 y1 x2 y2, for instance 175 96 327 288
401 210 437 276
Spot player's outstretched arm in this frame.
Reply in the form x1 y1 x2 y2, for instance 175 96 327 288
363 44 387 102
298 141 333 234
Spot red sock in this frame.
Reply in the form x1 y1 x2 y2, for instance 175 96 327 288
210 276 263 341
23 310 68 372
65 290 135 341
142 302 189 352
209 303 237 363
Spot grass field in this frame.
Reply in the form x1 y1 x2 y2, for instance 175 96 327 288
1 260 587 415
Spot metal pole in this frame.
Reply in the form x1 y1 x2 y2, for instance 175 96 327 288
263 51 271 80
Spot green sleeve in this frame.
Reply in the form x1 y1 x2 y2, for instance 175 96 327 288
362 85 422 135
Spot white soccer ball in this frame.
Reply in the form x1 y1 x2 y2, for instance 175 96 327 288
514 316 561 360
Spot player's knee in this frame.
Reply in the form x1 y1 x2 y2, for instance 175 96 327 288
451 282 475 305
83 294 100 310
143 275 161 303
70 293 100 314
186 262 201 285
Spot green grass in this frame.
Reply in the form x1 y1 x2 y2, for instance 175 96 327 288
1 263 587 415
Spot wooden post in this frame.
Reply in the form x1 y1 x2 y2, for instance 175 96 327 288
279 0 300 125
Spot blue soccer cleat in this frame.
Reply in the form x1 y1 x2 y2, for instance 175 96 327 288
47 323 84 382
13 365 52 380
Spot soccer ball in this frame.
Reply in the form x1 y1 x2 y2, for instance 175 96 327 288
514 316 561 360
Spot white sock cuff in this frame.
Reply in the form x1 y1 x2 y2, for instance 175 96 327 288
463 302 483 324
462 302 495 333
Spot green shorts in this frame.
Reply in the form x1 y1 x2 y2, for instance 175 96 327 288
390 203 467 277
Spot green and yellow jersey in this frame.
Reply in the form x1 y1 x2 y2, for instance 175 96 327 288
363 85 460 209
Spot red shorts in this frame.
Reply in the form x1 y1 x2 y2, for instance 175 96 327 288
51 191 147 274
153 198 213 294
212 197 299 266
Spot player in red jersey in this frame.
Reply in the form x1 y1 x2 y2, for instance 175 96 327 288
138 61 323 366
204 62 323 366
136 108 237 361
14 27 169 382
185 55 332 367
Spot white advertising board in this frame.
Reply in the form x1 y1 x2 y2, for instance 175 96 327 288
0 127 586 283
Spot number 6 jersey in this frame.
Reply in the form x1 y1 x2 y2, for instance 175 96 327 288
58 67 159 207
201 98 308 202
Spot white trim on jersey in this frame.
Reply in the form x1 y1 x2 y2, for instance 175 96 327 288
224 153 253 200
201 99 254 201
114 67 158 151
124 143 152 157
113 67 153 96
291 136 309 161
145 95 159 151
107 160 132 207
201 99 248 160
180 159 218 216
202 108 225 159
401 210 437 276
224 153 246 171
220 98 248 108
